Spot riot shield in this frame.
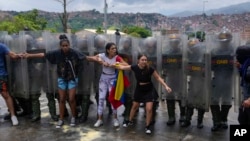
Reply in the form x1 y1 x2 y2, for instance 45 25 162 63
161 34 184 101
183 38 210 111
74 35 93 96
93 34 108 94
42 32 59 94
139 36 161 99
8 32 29 99
24 31 45 96
210 29 238 108
118 36 135 96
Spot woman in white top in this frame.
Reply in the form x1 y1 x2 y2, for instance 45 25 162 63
92 42 128 127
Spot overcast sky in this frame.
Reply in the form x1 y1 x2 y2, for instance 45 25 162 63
0 0 249 15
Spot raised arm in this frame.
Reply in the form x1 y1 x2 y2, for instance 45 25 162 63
152 70 172 93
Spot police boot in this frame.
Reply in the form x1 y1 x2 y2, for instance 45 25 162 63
166 100 176 126
31 94 41 122
210 105 221 132
46 93 58 121
79 95 91 123
197 109 205 129
181 107 193 127
17 98 32 118
220 105 232 129
178 101 186 123
123 94 133 121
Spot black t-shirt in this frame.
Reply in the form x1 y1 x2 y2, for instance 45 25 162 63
131 64 155 83
45 48 86 80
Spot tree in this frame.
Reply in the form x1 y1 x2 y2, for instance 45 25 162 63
54 0 75 33
122 26 151 38
96 27 104 34
196 31 206 42
0 9 47 33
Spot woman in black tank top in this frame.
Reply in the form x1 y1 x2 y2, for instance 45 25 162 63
113 54 172 134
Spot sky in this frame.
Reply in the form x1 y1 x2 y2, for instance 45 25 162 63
0 0 249 16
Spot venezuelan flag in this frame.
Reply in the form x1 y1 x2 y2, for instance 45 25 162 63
109 70 130 109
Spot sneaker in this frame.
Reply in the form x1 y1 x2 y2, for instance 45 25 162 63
70 117 76 127
145 127 152 134
56 120 64 128
11 116 19 126
122 120 133 127
113 119 120 127
94 120 103 127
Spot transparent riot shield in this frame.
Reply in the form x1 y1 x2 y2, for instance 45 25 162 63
231 32 241 112
42 31 59 95
210 29 238 109
23 31 45 97
8 32 29 99
183 38 210 111
139 36 161 100
161 34 184 101
93 34 108 95
74 35 93 97
118 36 135 97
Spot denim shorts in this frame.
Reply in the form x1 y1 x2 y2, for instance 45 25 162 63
58 77 78 90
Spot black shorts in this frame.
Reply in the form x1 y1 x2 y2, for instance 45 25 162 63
133 83 158 103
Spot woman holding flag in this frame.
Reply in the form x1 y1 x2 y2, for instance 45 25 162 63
92 42 128 128
114 54 172 134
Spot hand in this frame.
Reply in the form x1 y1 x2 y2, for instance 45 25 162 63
242 98 250 108
103 62 110 67
165 85 172 93
22 53 30 59
16 53 24 58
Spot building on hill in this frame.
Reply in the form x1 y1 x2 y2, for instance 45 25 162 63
75 29 126 36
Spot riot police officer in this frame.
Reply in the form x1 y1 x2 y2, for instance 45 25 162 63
181 38 209 128
26 35 45 122
118 36 134 126
75 36 93 122
162 34 186 125
210 27 235 131
40 34 59 122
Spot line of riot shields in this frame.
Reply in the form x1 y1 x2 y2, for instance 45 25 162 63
0 29 246 116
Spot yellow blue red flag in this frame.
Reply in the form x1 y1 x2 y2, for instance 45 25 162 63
109 70 130 109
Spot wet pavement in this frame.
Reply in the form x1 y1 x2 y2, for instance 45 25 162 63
0 94 238 141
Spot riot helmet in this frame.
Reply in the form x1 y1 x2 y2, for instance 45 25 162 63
217 27 232 42
188 38 200 52
76 37 88 52
35 37 45 49
143 37 157 56
119 36 132 53
169 34 181 47
25 34 35 50
94 35 107 52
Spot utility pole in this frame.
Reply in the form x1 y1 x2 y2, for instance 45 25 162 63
104 0 108 34
203 1 208 15
201 0 208 41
